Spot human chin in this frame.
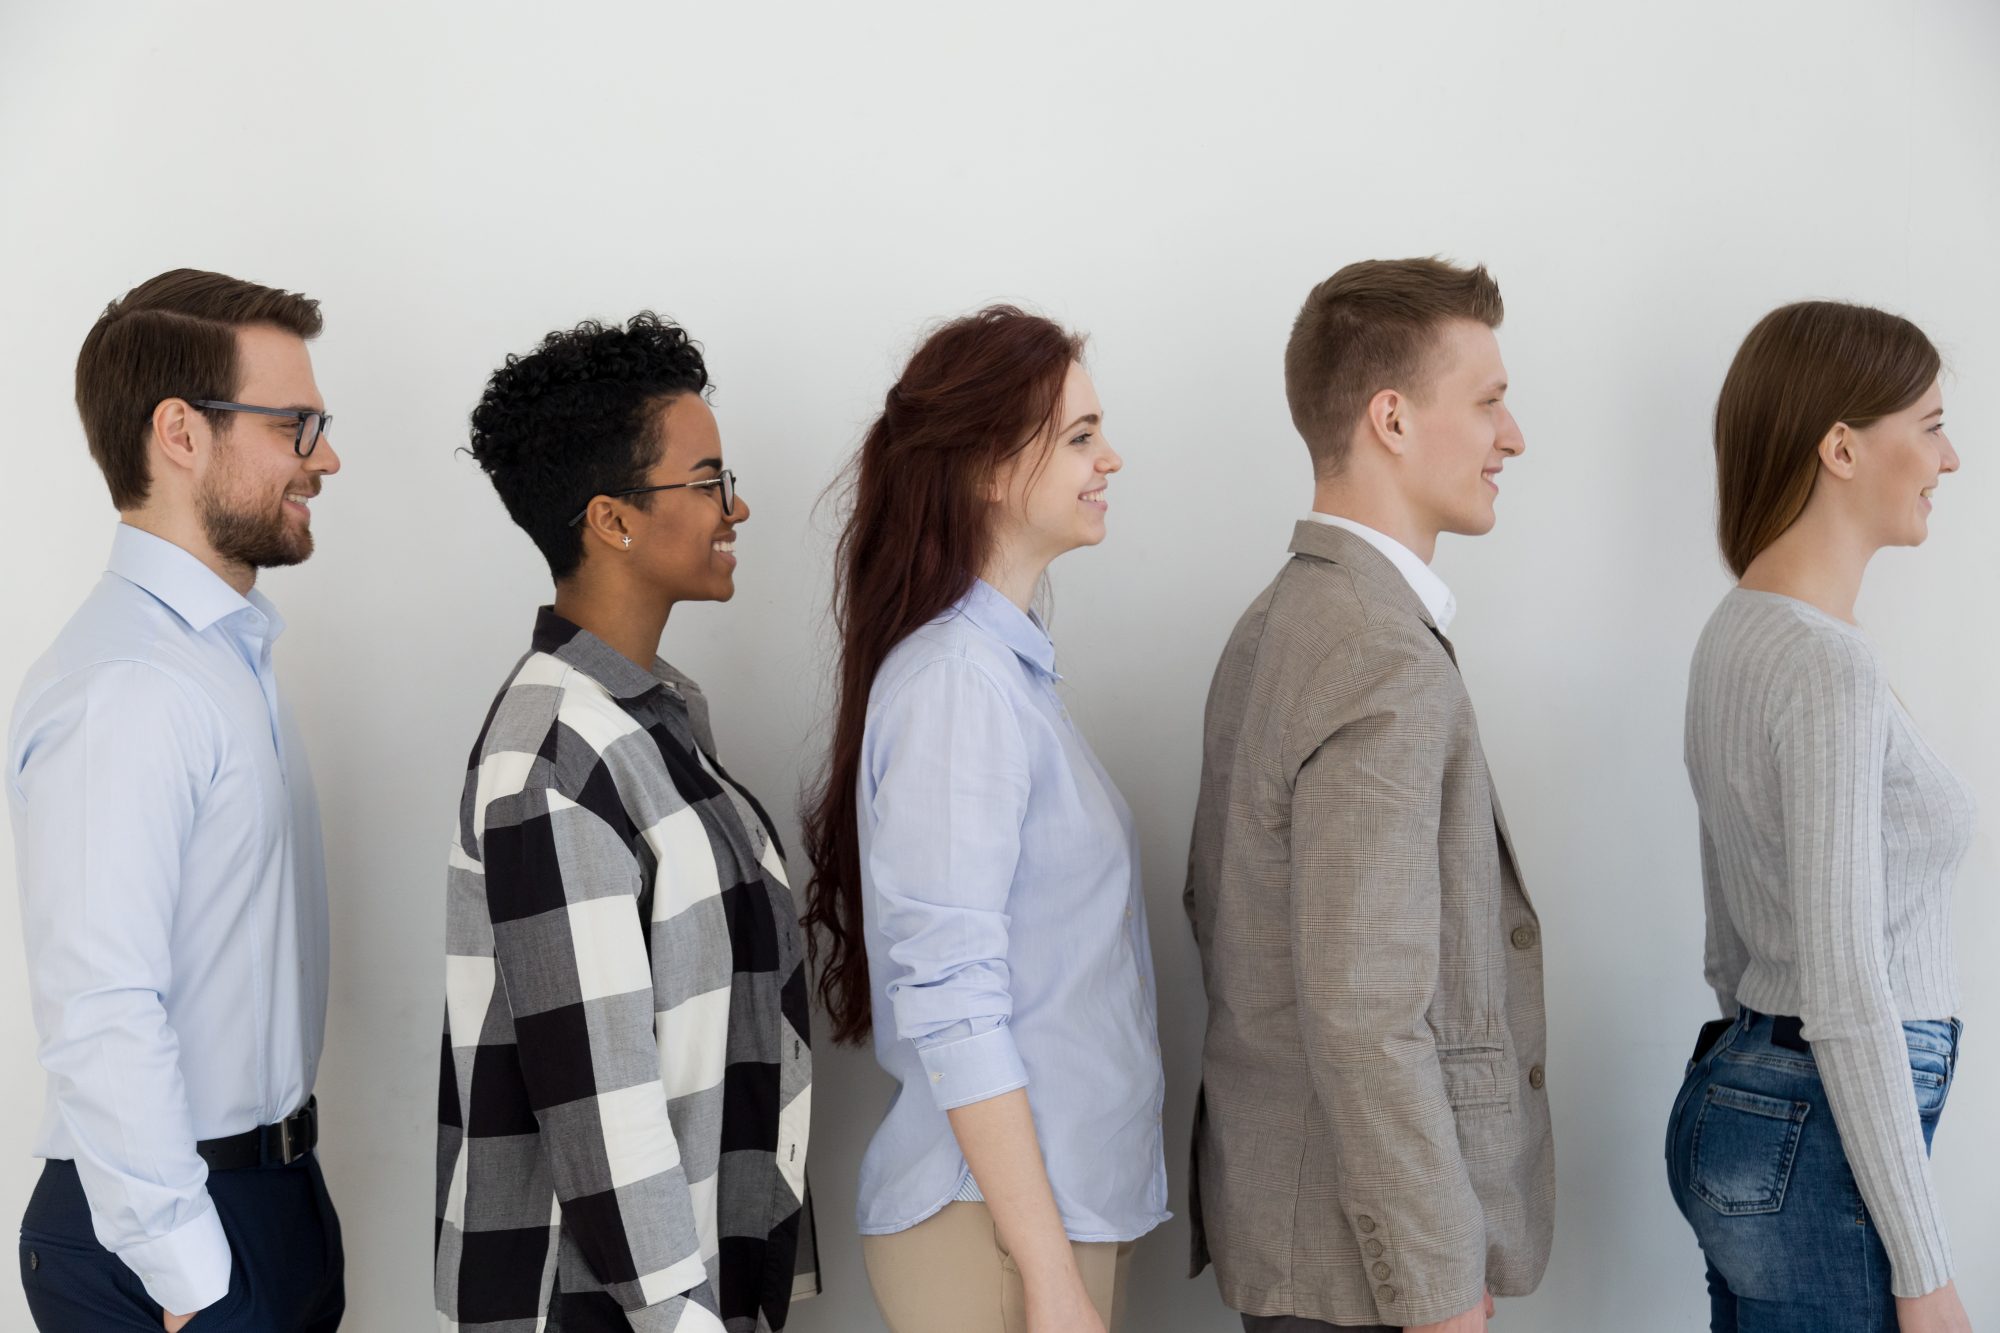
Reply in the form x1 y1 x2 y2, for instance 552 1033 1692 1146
1441 487 1498 537
204 488 311 568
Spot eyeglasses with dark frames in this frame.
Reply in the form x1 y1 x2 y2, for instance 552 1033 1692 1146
189 400 333 458
566 470 737 528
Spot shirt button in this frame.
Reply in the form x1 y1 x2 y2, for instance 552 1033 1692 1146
1355 1215 1377 1234
1364 1239 1385 1258
931 1072 944 1083
1372 1261 1393 1280
1511 925 1538 950
1376 1285 1398 1303
1529 1064 1546 1090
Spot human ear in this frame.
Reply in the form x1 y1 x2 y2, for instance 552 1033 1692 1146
1367 388 1408 457
581 498 637 554
1817 422 1858 480
150 398 204 479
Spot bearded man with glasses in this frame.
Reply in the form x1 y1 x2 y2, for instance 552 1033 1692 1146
9 269 345 1331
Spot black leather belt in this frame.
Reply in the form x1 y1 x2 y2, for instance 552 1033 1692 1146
195 1097 318 1171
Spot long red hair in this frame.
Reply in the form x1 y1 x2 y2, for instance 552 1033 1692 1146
802 305 1085 1045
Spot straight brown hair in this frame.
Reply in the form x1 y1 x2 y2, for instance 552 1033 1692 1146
1714 301 1940 577
1284 257 1504 476
801 306 1084 1045
75 268 323 509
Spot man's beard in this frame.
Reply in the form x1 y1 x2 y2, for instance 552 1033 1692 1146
199 464 313 571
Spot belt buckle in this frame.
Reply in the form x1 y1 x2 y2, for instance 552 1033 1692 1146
279 1115 296 1165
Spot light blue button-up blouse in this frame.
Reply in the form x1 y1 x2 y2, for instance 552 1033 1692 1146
854 579 1168 1242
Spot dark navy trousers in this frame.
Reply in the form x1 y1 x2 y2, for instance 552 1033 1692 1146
19 1154 343 1331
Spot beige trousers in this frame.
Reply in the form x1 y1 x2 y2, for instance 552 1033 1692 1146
861 1201 1136 1333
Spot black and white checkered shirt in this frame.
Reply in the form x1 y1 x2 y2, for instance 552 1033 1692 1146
437 609 815 1332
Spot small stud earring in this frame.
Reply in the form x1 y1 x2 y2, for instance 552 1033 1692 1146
621 535 632 548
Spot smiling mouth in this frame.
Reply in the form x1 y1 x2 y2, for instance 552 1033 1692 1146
1080 490 1107 507
712 535 737 558
284 489 318 515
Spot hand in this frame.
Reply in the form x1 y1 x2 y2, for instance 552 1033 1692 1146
1897 1282 1974 1333
1409 1287 1494 1333
1023 1272 1107 1333
163 1313 194 1333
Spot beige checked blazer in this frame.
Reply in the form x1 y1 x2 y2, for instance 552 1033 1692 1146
1183 521 1555 1328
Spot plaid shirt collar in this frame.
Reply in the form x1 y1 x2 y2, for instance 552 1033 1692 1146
529 606 691 705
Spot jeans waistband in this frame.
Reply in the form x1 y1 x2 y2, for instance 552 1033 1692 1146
1737 1008 1961 1061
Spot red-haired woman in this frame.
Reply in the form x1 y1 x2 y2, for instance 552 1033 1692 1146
803 307 1167 1333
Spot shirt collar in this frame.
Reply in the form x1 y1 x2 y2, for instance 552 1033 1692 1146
531 606 677 703
1306 512 1457 633
107 522 282 639
951 578 1061 679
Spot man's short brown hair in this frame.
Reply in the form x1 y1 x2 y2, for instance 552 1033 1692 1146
1284 257 1504 476
75 268 322 509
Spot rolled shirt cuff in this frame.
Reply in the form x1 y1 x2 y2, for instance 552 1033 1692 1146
914 1022 1029 1111
116 1197 230 1316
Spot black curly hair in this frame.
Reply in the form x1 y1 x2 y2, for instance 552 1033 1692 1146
469 311 711 579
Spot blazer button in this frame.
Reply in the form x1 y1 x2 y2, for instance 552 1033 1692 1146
1364 1239 1385 1258
1511 924 1538 950
26 1250 36 1271
1355 1215 1377 1234
1372 1261 1393 1280
1377 1285 1398 1303
1529 1064 1546 1089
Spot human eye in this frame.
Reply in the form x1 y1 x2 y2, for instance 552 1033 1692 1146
1070 430 1094 447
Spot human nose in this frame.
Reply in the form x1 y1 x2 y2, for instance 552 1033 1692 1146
1100 440 1123 474
1499 406 1525 458
308 433 341 475
1937 432 1960 475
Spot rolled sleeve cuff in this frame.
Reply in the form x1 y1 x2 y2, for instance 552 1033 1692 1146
117 1199 230 1316
915 1022 1029 1111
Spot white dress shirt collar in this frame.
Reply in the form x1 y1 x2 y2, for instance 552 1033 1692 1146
1306 512 1457 633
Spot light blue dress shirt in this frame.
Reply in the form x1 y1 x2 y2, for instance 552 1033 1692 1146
7 524 329 1314
855 579 1168 1241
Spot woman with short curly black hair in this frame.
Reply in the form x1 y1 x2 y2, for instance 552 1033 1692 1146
436 313 815 1333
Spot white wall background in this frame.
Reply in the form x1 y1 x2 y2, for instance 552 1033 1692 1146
3 3 1996 1328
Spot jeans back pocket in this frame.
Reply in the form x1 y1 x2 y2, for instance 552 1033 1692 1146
1689 1084 1810 1215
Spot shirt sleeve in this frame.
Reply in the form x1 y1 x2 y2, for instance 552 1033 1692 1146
1774 633 1951 1297
1698 822 1749 1018
864 657 1032 1112
8 662 232 1315
480 780 711 1316
1287 628 1488 1328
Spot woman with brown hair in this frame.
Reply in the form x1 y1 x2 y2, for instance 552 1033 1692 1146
1666 301 1974 1333
802 307 1166 1333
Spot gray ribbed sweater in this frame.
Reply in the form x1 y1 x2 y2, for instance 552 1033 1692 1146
1685 589 1975 1296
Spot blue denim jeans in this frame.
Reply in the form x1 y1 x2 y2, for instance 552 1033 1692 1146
1665 1009 1961 1333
